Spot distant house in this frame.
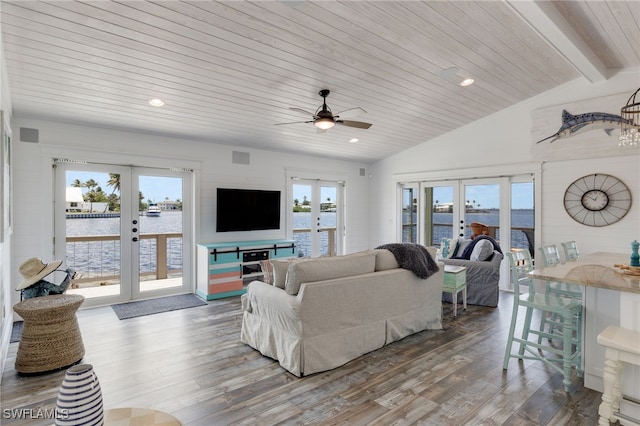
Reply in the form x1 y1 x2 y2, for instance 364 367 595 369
66 187 108 213
66 187 84 212
157 200 180 211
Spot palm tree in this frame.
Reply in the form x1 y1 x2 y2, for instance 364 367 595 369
106 173 120 194
85 179 98 192
80 179 98 212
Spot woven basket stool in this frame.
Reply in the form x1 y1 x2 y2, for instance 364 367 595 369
13 294 85 374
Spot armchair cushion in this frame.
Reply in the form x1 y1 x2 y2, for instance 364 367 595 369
470 239 494 261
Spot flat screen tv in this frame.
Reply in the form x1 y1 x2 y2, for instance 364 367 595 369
216 188 281 232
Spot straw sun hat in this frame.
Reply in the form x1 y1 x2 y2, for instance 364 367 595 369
16 257 63 291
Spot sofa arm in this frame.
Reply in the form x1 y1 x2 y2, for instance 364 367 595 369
243 280 301 321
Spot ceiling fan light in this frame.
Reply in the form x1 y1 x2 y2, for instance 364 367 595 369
315 118 335 130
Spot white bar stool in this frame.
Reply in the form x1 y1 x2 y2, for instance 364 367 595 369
597 326 640 426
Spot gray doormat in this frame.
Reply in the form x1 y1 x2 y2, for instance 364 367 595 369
11 321 23 343
111 294 207 320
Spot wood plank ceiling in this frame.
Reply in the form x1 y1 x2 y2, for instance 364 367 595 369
1 1 639 163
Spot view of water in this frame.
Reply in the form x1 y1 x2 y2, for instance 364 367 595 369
404 209 534 249
66 208 533 277
66 211 183 276
292 212 336 257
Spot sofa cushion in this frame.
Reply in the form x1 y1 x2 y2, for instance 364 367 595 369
441 237 458 258
284 251 377 295
470 239 493 261
453 239 472 257
374 249 400 271
271 259 296 289
260 260 274 285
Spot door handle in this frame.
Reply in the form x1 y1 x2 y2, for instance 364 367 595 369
132 237 138 242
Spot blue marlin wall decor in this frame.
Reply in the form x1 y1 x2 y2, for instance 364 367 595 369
536 109 623 144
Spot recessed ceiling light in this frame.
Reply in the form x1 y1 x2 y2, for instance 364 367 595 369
438 67 475 87
349 138 359 143
149 98 165 107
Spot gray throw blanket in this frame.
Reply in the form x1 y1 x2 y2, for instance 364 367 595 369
375 243 440 279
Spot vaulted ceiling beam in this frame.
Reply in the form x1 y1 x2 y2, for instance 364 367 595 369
506 0 608 82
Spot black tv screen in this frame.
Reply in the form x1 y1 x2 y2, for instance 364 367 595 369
216 188 281 232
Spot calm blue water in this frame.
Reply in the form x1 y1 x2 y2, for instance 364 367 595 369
66 211 183 276
292 212 336 257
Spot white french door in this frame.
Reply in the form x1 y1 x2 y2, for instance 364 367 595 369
54 162 193 306
404 176 535 290
291 179 344 257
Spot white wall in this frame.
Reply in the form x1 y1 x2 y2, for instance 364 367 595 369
9 119 372 309
0 2 15 379
369 71 640 252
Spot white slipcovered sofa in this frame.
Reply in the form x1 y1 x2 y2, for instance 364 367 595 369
240 247 443 377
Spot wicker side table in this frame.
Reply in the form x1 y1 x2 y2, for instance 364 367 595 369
13 294 85 374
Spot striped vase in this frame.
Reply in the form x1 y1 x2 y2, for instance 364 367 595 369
55 363 104 426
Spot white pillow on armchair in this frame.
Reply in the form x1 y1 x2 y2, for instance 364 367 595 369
470 239 494 261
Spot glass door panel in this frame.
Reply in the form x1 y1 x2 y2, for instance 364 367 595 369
461 182 500 240
292 183 313 257
319 185 338 257
135 173 184 294
56 164 130 305
292 180 342 257
511 181 535 257
401 185 418 243
423 184 456 246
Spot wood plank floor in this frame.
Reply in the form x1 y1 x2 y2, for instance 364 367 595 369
1 291 603 425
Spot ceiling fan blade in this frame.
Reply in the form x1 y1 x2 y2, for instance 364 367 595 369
334 106 367 117
274 120 313 126
289 107 317 116
337 120 372 129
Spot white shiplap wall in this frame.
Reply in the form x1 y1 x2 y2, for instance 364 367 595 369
8 118 372 309
541 156 640 255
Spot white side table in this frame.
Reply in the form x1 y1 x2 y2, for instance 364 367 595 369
443 265 467 317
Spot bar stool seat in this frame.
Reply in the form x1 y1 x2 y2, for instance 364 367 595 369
13 294 85 374
597 326 640 426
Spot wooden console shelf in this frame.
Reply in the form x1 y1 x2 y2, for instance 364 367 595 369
196 239 297 300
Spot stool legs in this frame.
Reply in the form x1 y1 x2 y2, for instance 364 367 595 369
562 311 574 392
503 299 519 370
599 355 623 426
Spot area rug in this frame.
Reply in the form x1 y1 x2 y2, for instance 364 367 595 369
10 321 23 343
111 294 207 320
